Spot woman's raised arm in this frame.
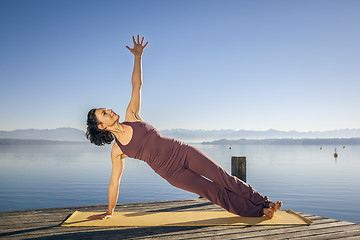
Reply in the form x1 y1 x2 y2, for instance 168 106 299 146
125 35 148 122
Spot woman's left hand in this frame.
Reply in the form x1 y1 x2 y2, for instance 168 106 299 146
126 35 148 56
88 213 112 220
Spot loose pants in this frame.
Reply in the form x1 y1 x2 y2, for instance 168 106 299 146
153 144 270 217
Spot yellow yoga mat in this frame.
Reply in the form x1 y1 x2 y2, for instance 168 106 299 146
61 210 312 227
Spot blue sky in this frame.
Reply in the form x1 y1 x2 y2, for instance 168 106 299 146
1 0 359 132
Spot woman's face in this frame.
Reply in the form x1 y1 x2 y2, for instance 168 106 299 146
95 108 119 130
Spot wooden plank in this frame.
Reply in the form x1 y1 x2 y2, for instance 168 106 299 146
0 198 359 240
340 237 360 240
257 222 359 240
289 228 360 240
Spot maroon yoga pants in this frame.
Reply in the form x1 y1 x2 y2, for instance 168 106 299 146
152 144 270 217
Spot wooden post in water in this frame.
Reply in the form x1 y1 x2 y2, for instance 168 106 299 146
231 156 246 182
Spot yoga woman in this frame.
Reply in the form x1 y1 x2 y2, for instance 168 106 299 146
86 35 282 220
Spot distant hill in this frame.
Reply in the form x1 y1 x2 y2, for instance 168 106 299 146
202 138 360 145
161 128 360 142
0 128 86 141
0 138 89 145
1 127 360 143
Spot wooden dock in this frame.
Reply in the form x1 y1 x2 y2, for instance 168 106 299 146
1 198 359 239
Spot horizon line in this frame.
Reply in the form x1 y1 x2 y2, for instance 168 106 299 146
1 127 360 133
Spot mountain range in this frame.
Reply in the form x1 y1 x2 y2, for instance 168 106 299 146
202 138 360 145
1 127 360 142
161 128 360 142
0 128 86 142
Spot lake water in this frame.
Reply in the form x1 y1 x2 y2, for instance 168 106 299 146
0 142 359 224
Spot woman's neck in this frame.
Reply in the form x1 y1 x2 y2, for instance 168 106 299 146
107 121 126 139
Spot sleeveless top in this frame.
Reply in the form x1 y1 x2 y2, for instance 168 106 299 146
114 121 187 170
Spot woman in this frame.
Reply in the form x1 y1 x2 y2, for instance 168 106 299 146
86 35 282 220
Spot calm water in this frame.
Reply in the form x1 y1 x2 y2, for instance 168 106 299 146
0 142 359 224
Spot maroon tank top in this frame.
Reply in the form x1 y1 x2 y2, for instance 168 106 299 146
115 121 186 169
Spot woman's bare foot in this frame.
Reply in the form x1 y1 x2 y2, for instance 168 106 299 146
269 201 283 212
263 207 274 219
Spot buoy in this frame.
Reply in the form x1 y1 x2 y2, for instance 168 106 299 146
334 148 338 158
229 146 232 150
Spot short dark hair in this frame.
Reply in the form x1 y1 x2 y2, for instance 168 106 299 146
86 108 114 146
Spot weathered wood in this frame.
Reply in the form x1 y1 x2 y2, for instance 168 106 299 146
231 156 246 182
0 198 359 239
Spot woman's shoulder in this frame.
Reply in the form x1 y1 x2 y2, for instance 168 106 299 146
122 120 142 124
122 120 146 126
111 145 128 159
125 110 143 122
111 141 123 157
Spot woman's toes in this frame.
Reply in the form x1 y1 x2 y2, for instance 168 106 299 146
274 201 282 211
270 201 283 212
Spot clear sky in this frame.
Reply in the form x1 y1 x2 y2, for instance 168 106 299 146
1 0 359 132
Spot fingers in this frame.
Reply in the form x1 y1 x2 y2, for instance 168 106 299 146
88 214 111 220
131 35 149 47
126 45 135 54
88 215 98 220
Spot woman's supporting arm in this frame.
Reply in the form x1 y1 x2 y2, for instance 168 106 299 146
125 35 148 122
107 154 125 215
88 153 125 220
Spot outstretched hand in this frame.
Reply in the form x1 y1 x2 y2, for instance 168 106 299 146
126 35 148 56
88 213 112 220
